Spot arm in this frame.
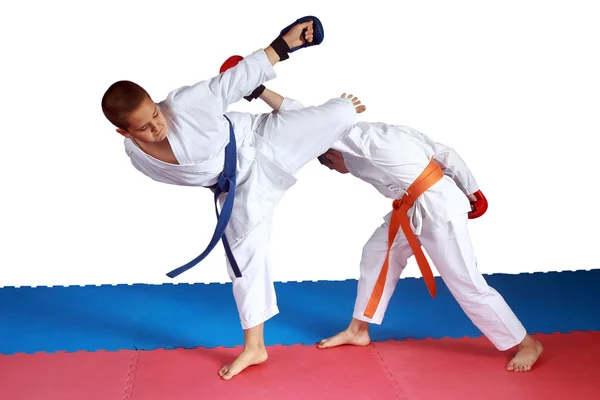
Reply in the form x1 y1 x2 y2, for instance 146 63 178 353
420 131 489 218
208 21 314 111
171 20 315 113
207 49 278 111
258 88 285 111
421 133 480 196
258 87 307 112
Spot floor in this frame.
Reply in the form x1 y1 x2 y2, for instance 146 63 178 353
1 270 599 399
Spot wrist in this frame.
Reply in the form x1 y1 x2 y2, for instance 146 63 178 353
243 85 266 102
264 47 280 66
269 36 290 61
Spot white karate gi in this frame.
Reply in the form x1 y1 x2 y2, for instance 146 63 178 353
283 93 526 351
333 122 527 351
123 49 357 329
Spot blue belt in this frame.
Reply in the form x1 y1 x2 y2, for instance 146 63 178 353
166 116 242 279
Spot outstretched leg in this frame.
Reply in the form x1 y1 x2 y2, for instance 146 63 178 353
253 95 362 175
318 212 413 348
420 213 543 372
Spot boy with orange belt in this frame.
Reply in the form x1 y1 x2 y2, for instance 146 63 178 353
315 123 543 373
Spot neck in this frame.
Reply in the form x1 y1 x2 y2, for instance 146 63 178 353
132 137 179 165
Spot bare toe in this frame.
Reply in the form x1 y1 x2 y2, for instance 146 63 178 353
506 336 543 372
218 365 230 377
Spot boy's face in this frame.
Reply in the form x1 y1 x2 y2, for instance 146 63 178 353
116 96 168 143
319 149 349 174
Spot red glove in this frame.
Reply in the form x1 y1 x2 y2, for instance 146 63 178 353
219 55 265 102
468 190 488 219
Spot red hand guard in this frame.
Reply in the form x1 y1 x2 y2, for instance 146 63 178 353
468 190 488 219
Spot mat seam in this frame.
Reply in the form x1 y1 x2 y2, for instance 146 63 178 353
122 348 139 399
123 284 150 399
368 343 408 400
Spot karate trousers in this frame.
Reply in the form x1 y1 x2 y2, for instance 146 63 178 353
354 211 527 351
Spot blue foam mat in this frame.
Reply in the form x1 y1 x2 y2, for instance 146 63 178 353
1 270 599 355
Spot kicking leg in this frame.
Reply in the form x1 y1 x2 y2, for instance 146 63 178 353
253 95 362 174
420 214 543 372
318 213 413 348
219 214 276 380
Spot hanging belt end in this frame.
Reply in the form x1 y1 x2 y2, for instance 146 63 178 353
428 285 437 299
166 267 186 279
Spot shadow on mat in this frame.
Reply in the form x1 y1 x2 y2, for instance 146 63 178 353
372 336 541 368
156 346 236 366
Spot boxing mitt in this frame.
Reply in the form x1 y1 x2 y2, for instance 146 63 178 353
270 16 324 61
219 55 265 102
280 16 324 53
468 190 488 219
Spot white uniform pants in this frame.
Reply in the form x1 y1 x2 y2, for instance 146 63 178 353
354 211 527 351
228 97 356 330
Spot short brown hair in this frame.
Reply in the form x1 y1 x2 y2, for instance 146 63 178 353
101 80 150 129
317 150 333 166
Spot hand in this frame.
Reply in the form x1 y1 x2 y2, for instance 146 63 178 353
467 190 488 219
282 21 314 49
341 93 366 114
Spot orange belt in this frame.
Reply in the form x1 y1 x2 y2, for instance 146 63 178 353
363 159 444 319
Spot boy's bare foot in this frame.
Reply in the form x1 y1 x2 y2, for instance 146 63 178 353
219 345 268 380
506 335 543 372
219 323 268 380
317 318 371 348
341 93 366 114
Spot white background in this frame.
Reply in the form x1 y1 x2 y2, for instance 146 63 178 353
1 0 598 288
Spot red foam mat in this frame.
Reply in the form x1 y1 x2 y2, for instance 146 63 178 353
131 345 400 399
371 331 600 399
0 332 598 399
0 350 136 400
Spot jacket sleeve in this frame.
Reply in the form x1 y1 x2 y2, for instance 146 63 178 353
162 49 277 160
422 133 480 195
278 97 306 111
206 49 277 111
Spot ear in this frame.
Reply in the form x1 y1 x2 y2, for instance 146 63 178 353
116 128 130 138
324 153 337 161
